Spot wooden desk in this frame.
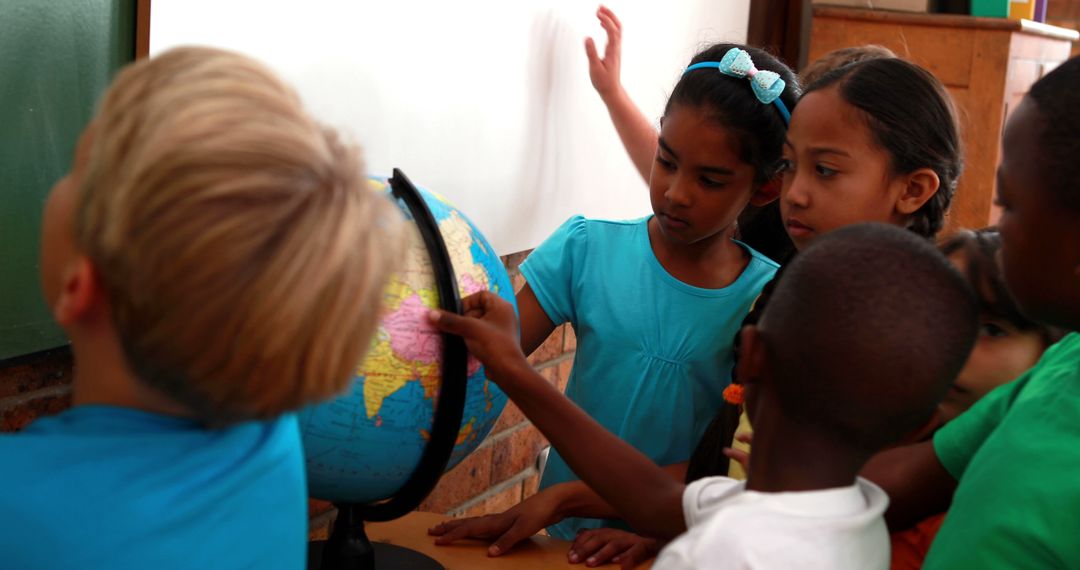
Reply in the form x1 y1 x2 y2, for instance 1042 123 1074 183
366 512 653 569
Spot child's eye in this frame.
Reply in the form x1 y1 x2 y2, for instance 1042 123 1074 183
993 194 1011 211
815 164 838 177
700 177 727 189
777 159 794 174
656 156 676 172
979 322 1009 338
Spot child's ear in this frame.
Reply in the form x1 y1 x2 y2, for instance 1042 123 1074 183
895 167 941 216
737 325 767 385
52 257 106 327
749 176 782 207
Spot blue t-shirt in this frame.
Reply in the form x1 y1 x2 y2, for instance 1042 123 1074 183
521 216 779 539
0 405 307 569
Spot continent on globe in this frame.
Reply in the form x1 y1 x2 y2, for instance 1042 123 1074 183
299 176 516 504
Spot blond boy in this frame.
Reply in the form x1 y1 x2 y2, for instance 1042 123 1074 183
1 47 402 568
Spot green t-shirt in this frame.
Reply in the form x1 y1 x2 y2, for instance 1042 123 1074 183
926 333 1080 569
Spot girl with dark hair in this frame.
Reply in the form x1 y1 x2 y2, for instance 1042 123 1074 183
430 37 799 556
688 56 966 485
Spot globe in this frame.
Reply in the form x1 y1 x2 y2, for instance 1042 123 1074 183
299 175 514 504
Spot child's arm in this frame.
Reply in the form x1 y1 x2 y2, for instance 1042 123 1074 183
517 283 558 356
429 462 688 554
430 292 688 540
585 6 657 184
861 440 957 531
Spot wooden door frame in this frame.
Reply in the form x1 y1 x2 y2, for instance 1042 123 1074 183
136 0 150 58
747 0 812 71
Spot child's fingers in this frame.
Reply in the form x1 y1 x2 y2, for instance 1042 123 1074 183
585 542 625 567
433 517 499 544
598 5 622 32
568 532 606 562
428 522 450 536
584 37 600 66
427 309 474 337
488 522 532 557
722 447 751 472
616 543 648 569
459 290 494 314
735 431 754 444
597 11 621 46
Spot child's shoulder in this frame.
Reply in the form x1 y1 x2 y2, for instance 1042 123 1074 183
537 215 650 253
738 241 783 272
555 214 650 234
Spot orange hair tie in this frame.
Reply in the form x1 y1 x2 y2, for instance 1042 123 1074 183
723 383 745 405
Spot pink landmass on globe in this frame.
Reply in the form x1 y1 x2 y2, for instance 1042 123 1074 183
385 273 488 376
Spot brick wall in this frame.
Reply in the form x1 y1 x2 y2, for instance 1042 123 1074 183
0 251 573 542
309 251 575 539
0 347 74 432
1048 0 1080 56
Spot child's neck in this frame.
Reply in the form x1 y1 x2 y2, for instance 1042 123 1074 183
648 219 748 289
69 329 193 418
744 410 869 494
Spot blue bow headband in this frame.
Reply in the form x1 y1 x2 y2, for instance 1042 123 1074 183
684 48 791 124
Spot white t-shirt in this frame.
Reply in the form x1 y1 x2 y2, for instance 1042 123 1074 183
653 476 889 569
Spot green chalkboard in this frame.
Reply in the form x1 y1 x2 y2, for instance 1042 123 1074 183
0 0 136 361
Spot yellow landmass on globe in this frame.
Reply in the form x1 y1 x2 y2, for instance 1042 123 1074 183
419 418 477 446
439 212 491 294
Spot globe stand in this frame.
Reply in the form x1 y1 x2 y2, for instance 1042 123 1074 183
307 504 442 570
307 169 471 570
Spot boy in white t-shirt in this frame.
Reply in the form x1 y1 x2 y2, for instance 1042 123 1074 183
430 223 977 569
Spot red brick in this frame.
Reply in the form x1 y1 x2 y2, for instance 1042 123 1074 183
540 366 559 386
563 326 577 352
501 251 531 273
522 471 541 500
527 328 565 366
489 424 547 486
1 390 73 432
554 358 574 393
419 444 495 513
308 510 336 541
0 349 73 399
308 499 334 518
455 483 524 519
491 399 527 435
511 271 527 294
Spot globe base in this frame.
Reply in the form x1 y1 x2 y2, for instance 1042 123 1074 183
307 503 443 570
308 540 443 570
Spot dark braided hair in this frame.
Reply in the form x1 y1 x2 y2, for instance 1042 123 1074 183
940 228 1066 347
804 58 963 238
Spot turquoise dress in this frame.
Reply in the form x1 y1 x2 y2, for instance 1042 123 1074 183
521 215 778 539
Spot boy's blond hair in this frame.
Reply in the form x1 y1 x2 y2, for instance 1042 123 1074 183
76 47 404 423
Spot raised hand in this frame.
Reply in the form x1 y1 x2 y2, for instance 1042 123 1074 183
584 5 624 102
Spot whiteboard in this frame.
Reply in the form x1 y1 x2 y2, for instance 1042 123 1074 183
150 0 749 254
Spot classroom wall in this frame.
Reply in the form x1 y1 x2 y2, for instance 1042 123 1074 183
149 0 751 255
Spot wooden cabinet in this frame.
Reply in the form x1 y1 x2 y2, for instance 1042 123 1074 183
809 6 1077 233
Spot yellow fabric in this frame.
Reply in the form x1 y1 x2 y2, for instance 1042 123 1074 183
727 411 753 480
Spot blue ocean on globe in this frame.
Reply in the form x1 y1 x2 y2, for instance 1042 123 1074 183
299 176 514 503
